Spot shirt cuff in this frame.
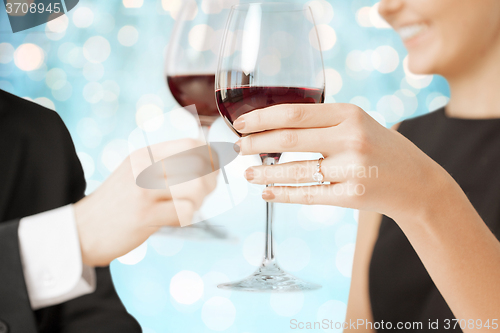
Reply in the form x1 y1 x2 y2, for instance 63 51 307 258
18 204 96 310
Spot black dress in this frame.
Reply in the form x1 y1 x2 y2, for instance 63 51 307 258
369 107 500 332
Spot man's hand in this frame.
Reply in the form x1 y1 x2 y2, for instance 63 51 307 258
74 139 217 267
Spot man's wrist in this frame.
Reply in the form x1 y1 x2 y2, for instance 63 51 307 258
18 204 96 309
74 196 94 267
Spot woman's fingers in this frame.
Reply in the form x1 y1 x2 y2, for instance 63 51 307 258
234 103 355 134
261 184 357 207
237 127 340 155
245 159 347 184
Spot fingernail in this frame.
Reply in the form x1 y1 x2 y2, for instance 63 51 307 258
233 118 245 131
233 141 241 154
262 189 275 200
244 168 254 181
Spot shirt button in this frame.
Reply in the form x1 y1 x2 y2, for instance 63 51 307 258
0 320 9 333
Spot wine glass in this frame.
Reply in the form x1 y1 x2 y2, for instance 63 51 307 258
165 0 234 133
162 1 234 239
215 3 326 291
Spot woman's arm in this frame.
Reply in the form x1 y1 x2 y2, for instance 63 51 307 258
344 211 381 333
395 174 500 330
234 104 500 332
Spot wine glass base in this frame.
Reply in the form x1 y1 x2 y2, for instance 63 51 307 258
217 261 321 292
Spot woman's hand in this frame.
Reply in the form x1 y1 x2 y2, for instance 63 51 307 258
234 103 452 220
74 139 217 267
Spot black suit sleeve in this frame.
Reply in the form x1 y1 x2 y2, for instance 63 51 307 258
0 89 142 333
0 116 38 332
0 220 39 333
58 268 142 333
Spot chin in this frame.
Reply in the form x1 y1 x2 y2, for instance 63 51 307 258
407 49 440 76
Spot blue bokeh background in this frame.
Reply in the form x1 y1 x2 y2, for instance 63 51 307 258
0 0 450 332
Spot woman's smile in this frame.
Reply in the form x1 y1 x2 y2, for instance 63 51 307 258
396 22 429 46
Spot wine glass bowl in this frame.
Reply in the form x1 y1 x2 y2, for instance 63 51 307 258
167 74 219 127
165 1 232 127
216 84 325 133
215 2 325 291
161 1 236 239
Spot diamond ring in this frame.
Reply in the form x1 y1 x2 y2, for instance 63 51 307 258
312 157 325 184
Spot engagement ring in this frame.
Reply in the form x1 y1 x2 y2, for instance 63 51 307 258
312 157 325 184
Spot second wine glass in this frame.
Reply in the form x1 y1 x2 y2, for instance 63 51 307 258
162 2 233 240
216 2 326 291
165 1 228 129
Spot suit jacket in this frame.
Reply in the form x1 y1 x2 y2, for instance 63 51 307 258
0 89 142 333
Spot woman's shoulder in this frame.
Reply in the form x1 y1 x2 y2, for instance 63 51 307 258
395 107 445 134
400 108 444 128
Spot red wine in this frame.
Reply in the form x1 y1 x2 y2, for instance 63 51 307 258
216 86 325 159
216 86 325 130
167 74 219 126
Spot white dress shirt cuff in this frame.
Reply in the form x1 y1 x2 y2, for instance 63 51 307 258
18 204 96 310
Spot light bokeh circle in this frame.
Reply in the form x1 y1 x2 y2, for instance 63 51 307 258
72 7 94 28
270 291 304 317
243 232 265 267
170 270 204 305
188 24 215 52
278 237 311 272
0 43 15 64
377 95 404 123
83 36 111 63
201 296 236 331
304 0 334 25
77 151 95 179
118 25 140 47
310 24 336 51
117 241 148 265
317 300 347 332
33 97 56 111
101 139 129 172
336 243 355 277
14 44 44 71
149 235 184 257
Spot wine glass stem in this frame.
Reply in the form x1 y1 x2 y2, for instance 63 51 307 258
200 125 217 173
262 156 278 264
201 125 210 141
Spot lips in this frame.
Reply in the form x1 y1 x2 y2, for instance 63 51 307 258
396 23 428 41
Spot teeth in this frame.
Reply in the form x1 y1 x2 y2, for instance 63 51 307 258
397 24 428 41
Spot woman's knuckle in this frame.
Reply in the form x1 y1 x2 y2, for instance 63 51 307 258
261 167 271 184
289 164 307 181
254 109 263 128
346 131 370 154
279 130 299 148
286 106 305 124
351 105 365 118
282 187 292 204
302 190 315 205
244 135 253 153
